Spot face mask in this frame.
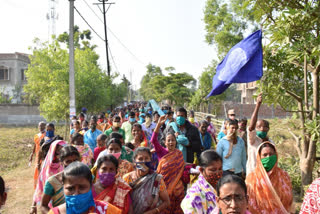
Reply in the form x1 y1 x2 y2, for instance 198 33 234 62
176 116 186 126
204 170 222 188
111 152 121 159
65 189 95 214
148 111 152 115
46 130 54 138
79 117 84 121
129 118 136 123
99 119 104 123
163 110 168 114
189 117 195 124
135 161 153 172
99 172 116 187
139 118 145 123
261 154 277 172
83 127 89 131
113 122 121 128
256 131 267 139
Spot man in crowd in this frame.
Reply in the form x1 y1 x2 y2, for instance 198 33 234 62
246 93 272 174
104 115 125 139
84 116 103 152
121 111 136 143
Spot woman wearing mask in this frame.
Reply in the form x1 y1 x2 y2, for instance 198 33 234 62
48 162 121 214
246 142 294 213
92 154 132 213
123 147 170 213
92 138 134 181
181 150 223 213
142 113 156 141
31 140 66 214
151 115 185 213
40 146 80 213
71 133 93 168
215 174 251 214
216 120 246 178
104 116 126 139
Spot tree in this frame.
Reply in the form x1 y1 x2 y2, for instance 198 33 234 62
24 30 125 121
204 0 320 185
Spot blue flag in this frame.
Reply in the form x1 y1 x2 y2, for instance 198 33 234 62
207 30 263 97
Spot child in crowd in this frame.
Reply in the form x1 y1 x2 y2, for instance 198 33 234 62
94 134 108 162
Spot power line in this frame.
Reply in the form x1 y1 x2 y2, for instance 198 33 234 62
108 45 119 73
74 6 105 42
81 0 145 65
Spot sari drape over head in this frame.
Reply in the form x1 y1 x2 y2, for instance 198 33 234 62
246 142 294 214
34 140 66 203
157 149 185 213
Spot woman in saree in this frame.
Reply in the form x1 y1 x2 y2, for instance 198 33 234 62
31 140 66 214
40 146 80 213
48 161 121 214
300 177 320 213
131 123 148 149
181 149 223 213
92 154 132 214
123 147 170 214
246 141 294 214
71 133 94 168
151 115 185 213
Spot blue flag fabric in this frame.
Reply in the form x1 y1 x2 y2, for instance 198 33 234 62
147 99 165 116
207 30 263 97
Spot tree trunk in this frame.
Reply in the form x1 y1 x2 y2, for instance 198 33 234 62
300 153 315 185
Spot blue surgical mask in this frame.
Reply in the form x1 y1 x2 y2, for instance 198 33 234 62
148 111 152 115
129 118 136 123
176 116 186 126
46 130 54 138
163 110 168 114
65 189 95 214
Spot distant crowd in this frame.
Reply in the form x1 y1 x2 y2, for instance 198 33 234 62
0 94 319 213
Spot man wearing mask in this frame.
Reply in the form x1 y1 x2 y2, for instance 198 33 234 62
142 113 156 141
121 111 136 143
104 115 125 139
138 113 146 124
246 93 273 175
198 120 213 151
84 116 103 153
44 123 56 142
162 107 202 163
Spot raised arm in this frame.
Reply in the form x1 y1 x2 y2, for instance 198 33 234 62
248 93 262 132
151 115 168 158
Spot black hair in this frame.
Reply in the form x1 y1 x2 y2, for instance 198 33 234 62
216 174 247 196
0 176 5 195
131 123 142 131
145 113 152 118
199 149 222 168
199 120 209 126
46 123 55 129
153 111 160 117
109 132 123 140
83 120 89 126
113 115 121 121
97 134 108 142
133 147 151 160
239 118 247 123
98 113 105 119
106 138 122 149
62 161 93 186
189 110 195 117
78 113 85 118
73 120 80 125
59 145 80 162
71 116 77 120
125 142 135 150
129 111 135 117
71 133 83 144
97 154 119 170
261 119 270 128
177 107 187 117
258 142 276 155
90 116 97 122
227 119 239 127
40 137 64 158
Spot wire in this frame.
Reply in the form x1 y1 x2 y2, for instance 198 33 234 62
81 0 145 65
74 6 105 42
108 45 119 73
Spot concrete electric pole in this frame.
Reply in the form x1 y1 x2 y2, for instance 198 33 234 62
69 0 76 118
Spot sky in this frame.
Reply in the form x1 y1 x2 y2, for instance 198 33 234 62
1 0 217 90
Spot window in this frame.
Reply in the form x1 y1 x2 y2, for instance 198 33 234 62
21 69 27 81
0 67 9 80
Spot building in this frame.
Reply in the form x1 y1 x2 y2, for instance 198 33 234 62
0 52 30 103
236 82 257 104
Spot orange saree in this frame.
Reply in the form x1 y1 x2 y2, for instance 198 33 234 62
246 142 294 214
157 149 185 214
33 132 45 189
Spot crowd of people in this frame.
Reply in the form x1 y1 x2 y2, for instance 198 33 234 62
0 95 320 214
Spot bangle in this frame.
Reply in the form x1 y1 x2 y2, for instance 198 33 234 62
155 208 160 213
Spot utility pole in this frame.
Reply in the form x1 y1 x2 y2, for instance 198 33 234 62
69 0 76 119
95 0 114 76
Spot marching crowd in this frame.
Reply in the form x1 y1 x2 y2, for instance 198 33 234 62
1 94 320 214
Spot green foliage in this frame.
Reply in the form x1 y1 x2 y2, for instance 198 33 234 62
140 64 196 106
24 31 127 121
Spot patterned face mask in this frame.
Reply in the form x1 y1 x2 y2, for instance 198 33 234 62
204 170 223 189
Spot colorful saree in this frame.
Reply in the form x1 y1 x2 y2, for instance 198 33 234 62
34 140 66 204
72 144 93 168
33 132 45 189
246 142 294 214
157 149 185 214
300 178 320 214
93 177 131 214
